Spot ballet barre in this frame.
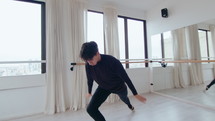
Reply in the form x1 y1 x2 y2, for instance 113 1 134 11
70 59 215 71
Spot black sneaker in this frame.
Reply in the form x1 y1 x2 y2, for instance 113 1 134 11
128 105 134 111
203 86 209 93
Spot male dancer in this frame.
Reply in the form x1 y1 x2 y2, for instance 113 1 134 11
80 41 147 121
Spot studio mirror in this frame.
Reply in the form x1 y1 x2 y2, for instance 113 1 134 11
151 18 215 110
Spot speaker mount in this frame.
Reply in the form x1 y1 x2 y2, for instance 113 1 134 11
161 8 168 18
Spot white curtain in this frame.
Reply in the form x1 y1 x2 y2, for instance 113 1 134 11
45 0 66 114
103 6 120 103
45 0 87 114
103 6 120 58
69 0 87 111
171 28 186 88
185 25 204 85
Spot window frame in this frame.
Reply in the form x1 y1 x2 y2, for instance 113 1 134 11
198 29 211 61
86 10 148 68
87 10 105 54
0 0 46 76
151 31 174 67
118 15 148 68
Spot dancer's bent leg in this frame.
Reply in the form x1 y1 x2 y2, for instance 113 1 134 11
116 88 133 110
87 87 111 121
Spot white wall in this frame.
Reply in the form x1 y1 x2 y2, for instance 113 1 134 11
126 68 150 95
202 64 214 81
153 66 174 91
147 0 215 36
0 75 46 120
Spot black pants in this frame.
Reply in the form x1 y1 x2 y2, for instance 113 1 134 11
207 79 215 88
86 87 132 121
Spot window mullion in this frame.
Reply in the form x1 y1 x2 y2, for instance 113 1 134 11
124 18 129 68
161 33 165 60
206 31 210 61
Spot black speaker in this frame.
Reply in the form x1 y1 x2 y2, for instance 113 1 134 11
161 8 168 18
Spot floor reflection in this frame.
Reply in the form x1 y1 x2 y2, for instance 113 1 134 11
156 83 215 108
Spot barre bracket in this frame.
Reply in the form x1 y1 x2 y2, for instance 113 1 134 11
70 63 77 71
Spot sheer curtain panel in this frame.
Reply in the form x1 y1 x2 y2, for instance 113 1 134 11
171 28 186 88
45 0 87 114
185 25 204 85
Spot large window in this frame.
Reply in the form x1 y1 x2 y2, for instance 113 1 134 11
118 18 126 61
87 11 147 68
0 0 45 76
87 11 104 54
151 31 173 67
198 29 214 61
163 31 173 59
151 34 162 59
118 16 147 68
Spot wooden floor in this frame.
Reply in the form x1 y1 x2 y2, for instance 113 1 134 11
7 91 215 121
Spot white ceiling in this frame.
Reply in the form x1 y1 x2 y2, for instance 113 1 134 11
202 19 215 25
89 0 165 12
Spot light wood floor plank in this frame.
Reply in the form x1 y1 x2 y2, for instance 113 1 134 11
7 93 215 121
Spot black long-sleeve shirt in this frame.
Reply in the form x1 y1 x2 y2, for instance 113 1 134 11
85 54 138 95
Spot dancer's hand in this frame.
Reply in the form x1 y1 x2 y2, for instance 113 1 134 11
86 93 92 98
134 94 147 103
